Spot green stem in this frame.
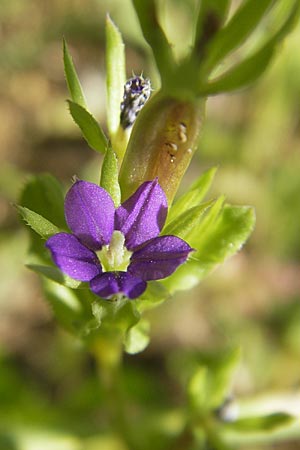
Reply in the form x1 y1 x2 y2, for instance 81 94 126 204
92 335 142 450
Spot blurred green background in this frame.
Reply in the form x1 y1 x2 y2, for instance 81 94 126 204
1 0 300 449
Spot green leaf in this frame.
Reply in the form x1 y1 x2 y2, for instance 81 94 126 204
19 174 66 260
92 297 140 337
188 347 241 413
17 206 60 239
199 1 300 95
162 202 255 293
43 279 94 336
100 145 121 206
167 167 217 224
192 204 256 260
188 366 208 412
132 0 175 82
163 201 213 241
188 195 225 247
68 100 107 154
20 173 66 228
208 347 241 409
63 38 87 108
105 15 126 138
192 0 230 59
224 413 295 433
200 43 275 95
137 281 170 312
27 264 82 289
124 319 150 354
200 0 276 76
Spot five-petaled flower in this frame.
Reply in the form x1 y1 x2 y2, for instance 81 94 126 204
46 179 192 300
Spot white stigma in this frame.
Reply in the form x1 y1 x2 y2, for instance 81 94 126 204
97 230 132 272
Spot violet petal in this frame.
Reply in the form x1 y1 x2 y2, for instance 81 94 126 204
65 180 115 250
128 235 192 281
46 232 101 281
90 271 147 299
115 179 168 250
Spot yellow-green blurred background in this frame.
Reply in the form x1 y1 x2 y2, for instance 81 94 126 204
1 0 300 449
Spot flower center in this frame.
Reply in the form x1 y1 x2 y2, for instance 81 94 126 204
96 230 132 272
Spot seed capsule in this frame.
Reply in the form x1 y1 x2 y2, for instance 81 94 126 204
119 92 205 204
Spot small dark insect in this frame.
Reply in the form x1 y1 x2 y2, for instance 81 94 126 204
120 75 151 129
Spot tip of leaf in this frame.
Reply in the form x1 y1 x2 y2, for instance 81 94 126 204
106 13 120 31
62 36 67 53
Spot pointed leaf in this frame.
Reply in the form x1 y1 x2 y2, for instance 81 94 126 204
17 206 60 238
27 264 82 289
200 44 274 95
200 0 277 76
192 0 230 59
162 202 255 293
188 195 225 247
19 174 66 260
20 173 66 228
224 413 295 433
68 100 107 153
188 366 208 412
63 38 87 108
131 0 175 81
167 167 217 224
100 145 121 206
199 1 300 95
163 201 213 240
193 204 256 263
106 15 126 138
208 347 241 409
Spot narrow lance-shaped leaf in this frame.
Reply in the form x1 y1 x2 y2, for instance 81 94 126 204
223 413 295 433
163 201 213 241
27 263 82 289
132 0 175 83
166 167 217 224
68 100 107 154
106 15 126 138
188 194 225 247
192 204 256 262
100 145 121 206
17 205 60 239
188 366 208 412
162 202 255 293
192 0 230 59
162 196 225 292
200 0 277 77
208 347 241 409
199 0 300 95
19 174 66 259
20 173 66 228
199 43 275 95
63 38 87 108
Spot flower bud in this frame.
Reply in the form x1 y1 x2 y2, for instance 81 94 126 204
119 92 206 204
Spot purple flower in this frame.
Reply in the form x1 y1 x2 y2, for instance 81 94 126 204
46 179 192 300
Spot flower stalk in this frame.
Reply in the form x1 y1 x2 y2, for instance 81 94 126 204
92 337 142 450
